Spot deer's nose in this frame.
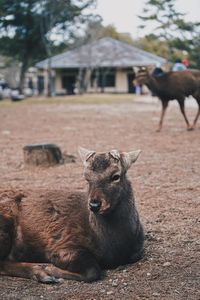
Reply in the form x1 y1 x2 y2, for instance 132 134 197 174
89 200 101 212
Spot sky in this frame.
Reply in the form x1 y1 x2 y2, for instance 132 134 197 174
92 0 199 38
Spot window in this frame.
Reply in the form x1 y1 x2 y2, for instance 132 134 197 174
97 70 115 87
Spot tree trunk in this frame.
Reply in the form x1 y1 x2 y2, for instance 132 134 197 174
23 144 62 167
19 57 29 94
47 57 53 97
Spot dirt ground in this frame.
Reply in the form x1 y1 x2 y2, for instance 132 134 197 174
0 94 199 300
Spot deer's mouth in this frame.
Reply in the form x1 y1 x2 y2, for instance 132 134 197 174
89 199 111 215
98 201 111 215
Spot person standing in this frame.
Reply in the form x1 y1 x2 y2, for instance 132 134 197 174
172 59 187 71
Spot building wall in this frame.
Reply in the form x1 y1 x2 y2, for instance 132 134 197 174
38 67 130 95
55 70 65 94
115 69 128 93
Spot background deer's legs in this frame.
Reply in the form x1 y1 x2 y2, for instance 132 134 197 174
192 97 200 129
157 101 168 132
177 99 192 130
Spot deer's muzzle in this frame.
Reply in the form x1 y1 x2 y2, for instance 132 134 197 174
89 200 101 213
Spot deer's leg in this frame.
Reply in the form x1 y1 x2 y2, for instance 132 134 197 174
0 216 100 284
0 262 54 283
0 249 102 284
192 97 200 129
0 261 83 283
193 108 200 128
157 101 168 132
1 215 57 283
50 247 102 282
0 215 14 260
177 99 192 130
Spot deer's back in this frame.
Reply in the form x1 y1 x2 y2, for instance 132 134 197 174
154 70 199 99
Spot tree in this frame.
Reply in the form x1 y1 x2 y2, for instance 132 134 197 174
137 34 185 62
0 0 97 92
76 20 135 46
138 0 200 67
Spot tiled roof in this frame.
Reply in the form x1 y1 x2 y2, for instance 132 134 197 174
36 37 167 69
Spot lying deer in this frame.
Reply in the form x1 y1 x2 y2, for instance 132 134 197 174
135 68 200 131
0 147 144 283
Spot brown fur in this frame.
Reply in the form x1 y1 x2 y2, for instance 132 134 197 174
0 148 144 283
136 69 200 131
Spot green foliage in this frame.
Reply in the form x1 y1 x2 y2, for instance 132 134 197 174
138 0 200 68
139 0 188 41
73 20 135 47
137 35 170 59
99 24 134 45
0 0 97 88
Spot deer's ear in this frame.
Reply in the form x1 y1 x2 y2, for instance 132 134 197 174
78 147 95 166
121 150 141 171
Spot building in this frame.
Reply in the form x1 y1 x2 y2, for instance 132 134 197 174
36 37 167 95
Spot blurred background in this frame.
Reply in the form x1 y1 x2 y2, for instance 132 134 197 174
0 0 199 98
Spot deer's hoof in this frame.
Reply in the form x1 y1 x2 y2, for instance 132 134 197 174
41 276 63 284
32 266 63 284
187 126 194 131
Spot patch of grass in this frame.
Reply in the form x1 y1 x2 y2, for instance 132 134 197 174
0 93 136 107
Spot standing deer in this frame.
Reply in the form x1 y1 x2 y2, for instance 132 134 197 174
0 147 144 283
135 68 200 131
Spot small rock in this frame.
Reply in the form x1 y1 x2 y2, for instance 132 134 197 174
152 292 160 297
107 290 114 295
149 257 154 261
146 272 151 277
112 279 119 287
163 262 171 267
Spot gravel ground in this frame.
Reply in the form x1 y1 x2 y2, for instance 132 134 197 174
0 95 199 300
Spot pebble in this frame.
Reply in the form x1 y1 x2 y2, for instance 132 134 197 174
112 279 119 287
146 272 151 276
163 262 171 267
107 291 114 295
123 282 128 286
152 292 160 297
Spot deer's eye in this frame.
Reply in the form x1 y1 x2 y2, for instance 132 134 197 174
84 175 90 183
111 174 120 182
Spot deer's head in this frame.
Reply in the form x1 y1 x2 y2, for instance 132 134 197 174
135 67 150 85
79 147 141 216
